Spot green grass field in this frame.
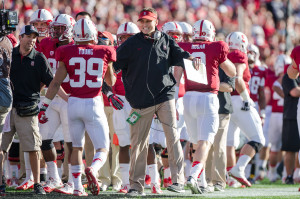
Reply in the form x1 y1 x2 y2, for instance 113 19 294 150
2 179 300 198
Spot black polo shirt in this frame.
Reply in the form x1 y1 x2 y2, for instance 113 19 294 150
10 46 53 107
282 73 300 120
218 67 235 114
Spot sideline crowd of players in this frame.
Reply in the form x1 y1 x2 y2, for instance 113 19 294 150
1 4 300 197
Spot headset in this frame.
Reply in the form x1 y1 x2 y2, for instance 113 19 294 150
144 30 161 41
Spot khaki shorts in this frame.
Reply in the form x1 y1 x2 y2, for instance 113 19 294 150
0 106 11 133
1 108 41 152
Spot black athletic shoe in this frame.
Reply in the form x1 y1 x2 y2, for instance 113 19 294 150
167 183 185 193
34 183 46 195
285 175 294 185
125 189 146 197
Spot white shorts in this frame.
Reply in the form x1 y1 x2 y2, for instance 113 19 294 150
149 119 167 148
53 125 64 142
227 96 265 147
177 97 189 141
183 92 219 144
68 96 109 150
39 96 71 142
112 95 131 147
262 105 272 147
268 112 283 152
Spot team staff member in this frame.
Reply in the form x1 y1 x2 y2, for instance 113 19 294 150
206 67 235 192
282 72 300 184
0 25 53 195
114 7 201 196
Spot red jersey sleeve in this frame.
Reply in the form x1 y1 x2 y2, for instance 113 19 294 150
106 46 117 63
6 34 18 47
228 50 247 63
291 46 300 71
218 41 229 64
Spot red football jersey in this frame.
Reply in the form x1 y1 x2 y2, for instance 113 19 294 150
6 34 18 47
271 80 283 113
179 41 228 94
114 71 125 96
291 45 300 71
265 71 276 106
249 66 266 102
229 50 251 96
34 39 40 51
39 37 74 94
56 45 116 98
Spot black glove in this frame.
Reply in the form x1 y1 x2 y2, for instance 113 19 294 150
241 101 250 111
108 93 124 110
101 81 112 95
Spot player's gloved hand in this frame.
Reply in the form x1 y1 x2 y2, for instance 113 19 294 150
108 92 124 110
38 98 51 124
241 101 250 111
38 103 49 123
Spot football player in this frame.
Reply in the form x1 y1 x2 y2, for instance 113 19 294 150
39 18 116 196
247 44 268 181
178 22 193 43
38 14 75 194
29 9 53 50
176 19 236 194
225 32 265 187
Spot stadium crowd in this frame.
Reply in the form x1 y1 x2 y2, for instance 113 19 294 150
1 0 300 197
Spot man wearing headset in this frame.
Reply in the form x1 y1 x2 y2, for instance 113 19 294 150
114 7 201 196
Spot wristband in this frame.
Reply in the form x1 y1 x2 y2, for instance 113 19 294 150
43 97 52 106
175 86 179 100
240 90 250 102
107 91 113 96
260 109 266 118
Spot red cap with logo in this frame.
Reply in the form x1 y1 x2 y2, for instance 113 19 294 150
138 10 157 21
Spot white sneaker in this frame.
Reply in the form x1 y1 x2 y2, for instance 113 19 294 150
151 183 162 194
9 177 19 188
16 179 34 190
187 176 202 194
294 168 300 183
268 170 279 183
54 182 74 194
229 167 251 187
100 184 108 191
43 177 63 193
112 184 121 191
227 176 242 188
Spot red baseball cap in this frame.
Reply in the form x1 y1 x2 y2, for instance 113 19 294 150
98 31 114 45
138 10 157 21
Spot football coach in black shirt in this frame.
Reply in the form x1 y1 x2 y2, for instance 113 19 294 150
114 7 201 196
0 25 53 194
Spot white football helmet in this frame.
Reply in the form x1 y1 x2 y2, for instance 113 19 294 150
226 32 248 53
192 19 215 42
29 9 53 37
50 14 75 42
179 22 193 35
247 44 260 64
117 22 139 45
73 18 98 44
274 54 292 76
162 22 183 41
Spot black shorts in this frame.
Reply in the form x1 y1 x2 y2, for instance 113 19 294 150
281 119 300 152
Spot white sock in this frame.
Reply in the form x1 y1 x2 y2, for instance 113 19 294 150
236 155 252 171
68 164 74 184
10 164 18 179
148 164 159 184
190 161 203 180
164 167 171 179
24 152 33 180
245 164 252 179
58 166 62 179
71 165 83 192
184 159 191 178
91 152 107 173
197 169 207 187
46 161 61 181
119 163 130 185
5 160 10 179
